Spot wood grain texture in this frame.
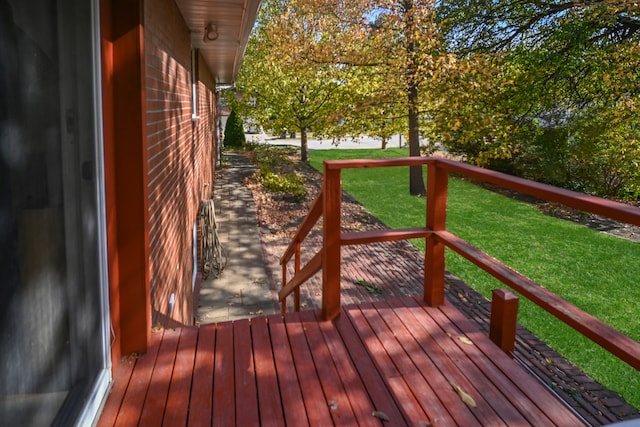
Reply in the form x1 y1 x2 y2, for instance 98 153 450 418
98 297 586 426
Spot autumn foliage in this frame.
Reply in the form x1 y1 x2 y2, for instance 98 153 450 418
232 0 640 199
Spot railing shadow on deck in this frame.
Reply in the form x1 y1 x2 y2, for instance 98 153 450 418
279 156 640 371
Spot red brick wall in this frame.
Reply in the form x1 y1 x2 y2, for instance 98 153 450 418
144 0 218 326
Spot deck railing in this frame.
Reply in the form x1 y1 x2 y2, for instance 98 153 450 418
279 156 640 371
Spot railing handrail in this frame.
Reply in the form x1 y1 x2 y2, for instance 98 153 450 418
279 156 640 372
323 156 640 227
437 229 640 370
278 187 325 308
278 251 323 302
434 157 640 227
280 188 324 266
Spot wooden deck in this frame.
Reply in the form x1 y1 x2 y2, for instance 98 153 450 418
98 296 585 426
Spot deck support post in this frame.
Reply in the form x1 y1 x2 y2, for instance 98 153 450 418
322 165 342 320
490 289 519 354
424 162 448 306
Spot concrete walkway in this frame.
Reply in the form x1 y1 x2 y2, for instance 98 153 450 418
195 153 279 324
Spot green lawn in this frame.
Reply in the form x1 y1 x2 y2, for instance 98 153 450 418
310 148 640 408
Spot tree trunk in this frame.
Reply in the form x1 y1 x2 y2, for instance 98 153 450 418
404 0 426 196
300 126 309 162
407 79 426 196
381 136 388 150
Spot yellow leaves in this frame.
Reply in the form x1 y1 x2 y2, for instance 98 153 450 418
449 382 478 408
458 336 474 345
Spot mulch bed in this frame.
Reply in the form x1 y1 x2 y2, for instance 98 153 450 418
471 179 640 243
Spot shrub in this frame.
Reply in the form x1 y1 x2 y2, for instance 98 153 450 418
260 169 307 201
224 110 246 148
250 145 307 201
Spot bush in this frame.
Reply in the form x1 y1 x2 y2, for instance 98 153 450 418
260 169 307 201
250 145 307 201
224 110 246 148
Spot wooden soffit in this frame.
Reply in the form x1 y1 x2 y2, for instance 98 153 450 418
174 0 261 85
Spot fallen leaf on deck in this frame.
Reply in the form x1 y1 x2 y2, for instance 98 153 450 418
458 336 473 345
372 410 390 421
450 382 477 408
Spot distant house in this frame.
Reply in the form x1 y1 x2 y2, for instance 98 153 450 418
0 0 260 424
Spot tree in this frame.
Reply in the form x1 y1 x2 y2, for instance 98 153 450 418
439 0 640 53
313 65 407 150
230 0 359 162
434 0 640 199
223 110 246 148
291 0 446 195
234 0 455 194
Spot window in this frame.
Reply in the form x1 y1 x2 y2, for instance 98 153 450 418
0 0 110 424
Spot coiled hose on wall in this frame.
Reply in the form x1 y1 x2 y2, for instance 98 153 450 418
199 199 227 278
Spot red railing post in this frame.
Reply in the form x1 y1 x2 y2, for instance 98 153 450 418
294 242 301 311
322 164 342 320
281 261 287 314
490 289 519 354
424 161 448 306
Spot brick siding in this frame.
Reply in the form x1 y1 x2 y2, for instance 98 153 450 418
145 0 217 326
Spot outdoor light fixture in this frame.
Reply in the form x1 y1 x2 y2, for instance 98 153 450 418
203 23 218 42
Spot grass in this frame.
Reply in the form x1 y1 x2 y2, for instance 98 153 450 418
310 147 640 408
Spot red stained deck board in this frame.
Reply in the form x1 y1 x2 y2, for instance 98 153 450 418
429 300 556 424
233 319 260 426
96 356 136 427
416 297 559 425
298 310 359 426
435 299 582 426
268 314 309 426
99 297 586 426
163 327 198 426
333 306 409 425
250 316 286 426
409 297 550 426
213 322 235 425
375 299 480 426
312 310 382 427
412 300 527 425
345 303 428 423
113 329 163 426
187 324 215 426
139 328 181 426
285 313 334 425
403 300 517 425
401 300 525 425
358 302 451 425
